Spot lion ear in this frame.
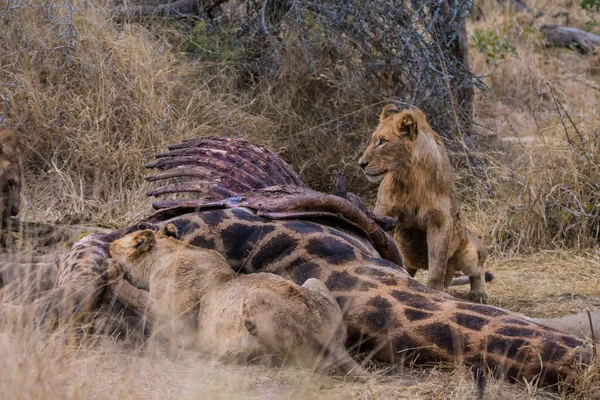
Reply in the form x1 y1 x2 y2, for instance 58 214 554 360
379 104 400 122
397 113 418 141
133 230 156 254
162 223 179 239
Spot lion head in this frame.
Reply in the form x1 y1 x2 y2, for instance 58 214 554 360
109 224 179 264
358 106 440 183
0 130 22 228
109 229 157 265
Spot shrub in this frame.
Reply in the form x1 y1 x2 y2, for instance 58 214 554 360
472 28 517 66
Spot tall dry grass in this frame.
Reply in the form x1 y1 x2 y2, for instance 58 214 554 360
458 0 600 254
1 0 274 225
2 274 597 399
1 0 597 254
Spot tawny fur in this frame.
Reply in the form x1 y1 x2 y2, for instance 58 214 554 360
359 106 489 303
108 225 364 376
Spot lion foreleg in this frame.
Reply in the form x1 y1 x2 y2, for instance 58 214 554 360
109 274 157 317
425 219 451 291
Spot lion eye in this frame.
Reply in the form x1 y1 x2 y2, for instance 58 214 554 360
376 137 387 146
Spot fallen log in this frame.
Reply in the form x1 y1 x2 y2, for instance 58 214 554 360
112 0 227 21
497 0 532 13
541 24 600 54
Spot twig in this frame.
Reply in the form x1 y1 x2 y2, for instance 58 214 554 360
295 100 415 135
547 82 586 145
557 98 584 143
546 82 573 145
587 309 597 358
261 0 269 35
0 91 7 127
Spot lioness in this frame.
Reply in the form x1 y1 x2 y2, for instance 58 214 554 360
0 129 22 229
109 225 365 376
358 106 489 303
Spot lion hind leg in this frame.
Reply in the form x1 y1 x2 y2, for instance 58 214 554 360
452 247 489 304
241 278 363 376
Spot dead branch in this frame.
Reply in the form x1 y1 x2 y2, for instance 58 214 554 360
588 309 597 357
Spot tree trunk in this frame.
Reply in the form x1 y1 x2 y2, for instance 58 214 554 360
434 1 474 134
454 17 474 132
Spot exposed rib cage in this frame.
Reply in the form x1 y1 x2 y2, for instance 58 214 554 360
144 137 306 208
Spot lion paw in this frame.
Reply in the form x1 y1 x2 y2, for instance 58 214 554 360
468 290 489 304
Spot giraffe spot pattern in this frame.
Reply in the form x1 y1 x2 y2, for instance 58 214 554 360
404 308 433 321
307 237 356 265
561 335 584 348
363 256 405 271
189 234 216 250
541 341 568 361
390 290 441 311
328 228 372 253
325 270 376 291
354 266 399 286
346 328 378 354
392 333 423 352
292 262 320 284
221 223 273 262
169 219 200 237
367 295 393 309
231 208 265 222
391 334 442 364
405 278 438 293
250 233 298 270
504 318 531 326
363 308 396 332
452 313 489 331
283 220 324 235
486 336 530 362
456 303 508 317
199 210 229 227
418 322 470 355
495 326 537 338
151 209 580 385
505 366 523 380
325 271 358 291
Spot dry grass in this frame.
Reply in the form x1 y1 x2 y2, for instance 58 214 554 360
459 0 600 253
0 0 600 398
2 0 597 253
0 301 573 400
1 0 275 225
448 250 600 317
1 252 598 400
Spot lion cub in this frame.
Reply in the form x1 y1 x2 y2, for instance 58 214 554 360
109 225 364 376
358 106 489 303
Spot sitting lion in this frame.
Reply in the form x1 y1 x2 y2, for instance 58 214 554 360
108 225 365 376
358 106 489 303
